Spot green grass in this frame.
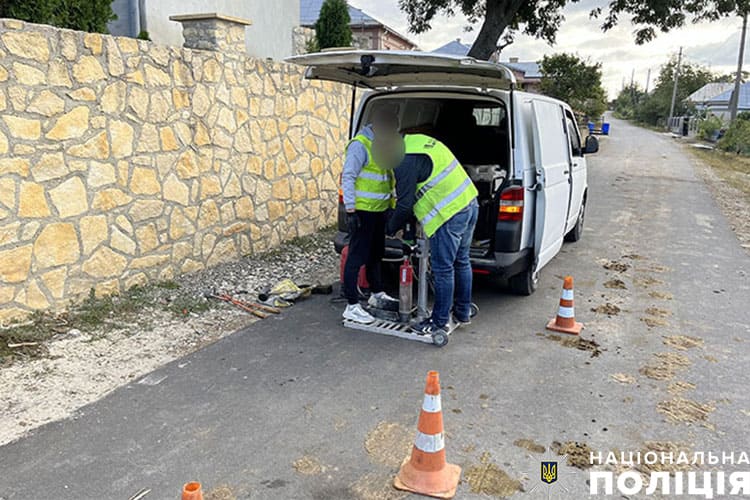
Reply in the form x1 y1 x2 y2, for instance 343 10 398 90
690 148 750 197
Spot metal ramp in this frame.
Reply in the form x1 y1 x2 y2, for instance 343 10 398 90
343 318 449 346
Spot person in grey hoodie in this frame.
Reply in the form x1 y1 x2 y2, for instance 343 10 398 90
341 108 399 323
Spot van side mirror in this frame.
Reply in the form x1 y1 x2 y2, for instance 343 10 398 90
583 135 599 155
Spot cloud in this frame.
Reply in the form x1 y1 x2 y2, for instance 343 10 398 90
348 0 746 98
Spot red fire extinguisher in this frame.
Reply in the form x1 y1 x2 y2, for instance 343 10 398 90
399 257 413 322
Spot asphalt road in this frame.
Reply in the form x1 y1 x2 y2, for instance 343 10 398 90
1 117 749 500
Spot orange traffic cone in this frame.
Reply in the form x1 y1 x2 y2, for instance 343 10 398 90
394 371 461 499
546 276 583 335
182 482 203 500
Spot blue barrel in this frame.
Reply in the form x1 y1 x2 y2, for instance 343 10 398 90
588 122 595 134
602 123 610 135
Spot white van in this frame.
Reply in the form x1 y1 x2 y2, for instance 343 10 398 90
288 51 598 295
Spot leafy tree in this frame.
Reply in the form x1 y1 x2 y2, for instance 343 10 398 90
540 53 607 119
634 57 714 126
0 0 116 33
397 0 750 60
613 83 647 120
699 115 725 141
718 112 750 154
315 0 352 50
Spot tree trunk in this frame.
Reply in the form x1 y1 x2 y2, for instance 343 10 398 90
467 0 525 60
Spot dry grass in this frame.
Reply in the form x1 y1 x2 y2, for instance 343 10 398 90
691 148 750 197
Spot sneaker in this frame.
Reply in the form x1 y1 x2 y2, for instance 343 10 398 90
343 303 375 324
410 318 448 336
368 291 399 311
452 314 472 328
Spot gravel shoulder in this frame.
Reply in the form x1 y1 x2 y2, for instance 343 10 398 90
686 145 750 252
0 227 339 447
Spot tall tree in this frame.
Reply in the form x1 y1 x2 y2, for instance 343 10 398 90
539 53 607 118
315 0 353 50
0 0 116 33
397 0 750 60
636 57 714 125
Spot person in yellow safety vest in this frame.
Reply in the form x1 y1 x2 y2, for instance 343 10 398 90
374 112 479 336
341 107 400 324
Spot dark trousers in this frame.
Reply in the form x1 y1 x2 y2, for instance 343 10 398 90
344 210 385 305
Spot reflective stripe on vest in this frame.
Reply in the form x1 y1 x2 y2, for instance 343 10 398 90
348 135 393 212
405 134 478 237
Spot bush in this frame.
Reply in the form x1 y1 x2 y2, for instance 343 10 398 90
698 115 724 141
0 0 116 33
315 0 352 50
718 118 750 155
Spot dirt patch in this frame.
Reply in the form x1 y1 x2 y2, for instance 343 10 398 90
641 317 669 328
639 352 691 380
610 373 636 385
0 308 250 447
622 254 647 260
546 334 602 357
668 381 696 395
600 260 631 273
591 303 621 315
364 422 413 468
513 438 546 454
657 397 715 427
703 355 719 363
635 441 694 474
350 473 407 500
465 452 522 497
603 279 627 290
663 335 704 350
552 441 593 469
206 486 236 500
293 455 326 475
648 291 673 300
634 276 665 288
645 307 670 317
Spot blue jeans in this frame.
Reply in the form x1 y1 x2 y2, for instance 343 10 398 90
428 199 479 327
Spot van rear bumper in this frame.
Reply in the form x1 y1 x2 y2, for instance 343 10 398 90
334 231 530 277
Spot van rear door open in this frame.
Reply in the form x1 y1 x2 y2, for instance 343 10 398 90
531 99 570 272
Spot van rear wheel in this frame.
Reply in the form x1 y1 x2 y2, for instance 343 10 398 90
564 198 586 243
509 267 538 296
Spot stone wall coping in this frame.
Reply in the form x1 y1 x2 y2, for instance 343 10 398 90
169 13 253 26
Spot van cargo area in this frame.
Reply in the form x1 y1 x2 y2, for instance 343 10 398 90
335 92 513 260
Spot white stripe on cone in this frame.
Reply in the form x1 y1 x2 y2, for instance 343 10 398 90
422 394 442 413
562 289 574 300
414 431 445 453
557 306 575 318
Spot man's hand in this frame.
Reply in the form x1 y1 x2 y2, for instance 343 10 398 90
346 212 360 234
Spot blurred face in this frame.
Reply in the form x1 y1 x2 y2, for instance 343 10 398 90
371 121 404 170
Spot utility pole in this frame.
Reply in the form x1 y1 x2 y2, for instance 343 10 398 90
668 47 683 130
730 12 748 121
645 68 651 94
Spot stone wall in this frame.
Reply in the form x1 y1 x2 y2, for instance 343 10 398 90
0 18 349 322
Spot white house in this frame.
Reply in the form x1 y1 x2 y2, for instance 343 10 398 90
108 0 300 60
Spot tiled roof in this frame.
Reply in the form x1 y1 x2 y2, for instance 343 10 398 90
431 39 472 56
504 61 542 79
300 0 378 26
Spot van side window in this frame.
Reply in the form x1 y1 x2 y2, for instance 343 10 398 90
473 106 505 126
565 114 581 156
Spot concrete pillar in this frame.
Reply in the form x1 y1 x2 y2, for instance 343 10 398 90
169 13 251 53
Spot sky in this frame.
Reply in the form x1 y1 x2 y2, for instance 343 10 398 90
349 0 746 99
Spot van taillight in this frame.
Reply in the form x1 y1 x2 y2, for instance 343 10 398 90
498 186 524 222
